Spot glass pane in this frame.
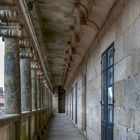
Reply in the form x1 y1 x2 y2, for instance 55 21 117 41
102 53 107 71
108 68 113 86
102 88 107 104
108 87 113 104
108 106 113 123
102 106 107 121
106 125 113 140
102 72 107 88
108 47 114 67
101 124 106 140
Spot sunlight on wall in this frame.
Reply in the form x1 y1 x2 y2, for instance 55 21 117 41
0 37 4 89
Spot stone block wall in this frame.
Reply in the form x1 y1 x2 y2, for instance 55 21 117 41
66 0 140 140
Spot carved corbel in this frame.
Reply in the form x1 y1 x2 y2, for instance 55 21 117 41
19 39 30 48
73 1 99 30
31 60 38 70
19 40 33 59
31 51 38 69
69 25 80 43
68 41 76 54
74 1 87 25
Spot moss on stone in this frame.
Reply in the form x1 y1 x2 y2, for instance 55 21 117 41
37 0 45 4
40 17 56 39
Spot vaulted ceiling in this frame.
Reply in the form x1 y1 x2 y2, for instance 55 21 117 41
29 0 116 87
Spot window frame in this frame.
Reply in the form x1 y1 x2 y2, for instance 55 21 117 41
101 42 115 140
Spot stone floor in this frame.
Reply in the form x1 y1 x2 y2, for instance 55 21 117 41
46 114 86 140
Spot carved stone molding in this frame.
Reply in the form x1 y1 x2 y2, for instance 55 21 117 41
31 61 38 69
0 10 18 22
37 69 43 76
20 48 32 59
19 40 30 48
0 0 14 5
0 28 21 38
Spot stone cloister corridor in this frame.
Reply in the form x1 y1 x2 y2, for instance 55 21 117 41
0 0 140 140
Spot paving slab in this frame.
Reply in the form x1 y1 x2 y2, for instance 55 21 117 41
46 114 86 140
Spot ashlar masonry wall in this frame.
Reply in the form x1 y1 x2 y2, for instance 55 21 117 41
66 1 140 140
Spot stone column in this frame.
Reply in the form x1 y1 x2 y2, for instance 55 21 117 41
42 79 47 108
37 69 43 127
31 59 38 111
4 38 21 114
0 9 22 114
36 69 40 131
19 40 32 112
39 73 43 110
36 67 40 110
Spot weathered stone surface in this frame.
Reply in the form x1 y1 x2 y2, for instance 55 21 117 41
65 1 140 140
20 58 31 111
114 36 124 64
47 114 86 140
132 49 140 75
114 55 132 82
114 80 125 107
37 78 40 109
31 69 37 110
4 38 21 114
134 109 140 133
124 75 140 108
123 24 135 57
134 16 140 50
101 23 116 54
127 130 140 140
114 108 134 128
114 125 127 140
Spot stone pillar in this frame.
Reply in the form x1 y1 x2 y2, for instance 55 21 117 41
4 38 21 114
36 69 40 131
0 9 22 114
37 69 43 127
43 79 47 108
31 59 38 111
39 75 43 110
37 74 40 110
19 40 32 112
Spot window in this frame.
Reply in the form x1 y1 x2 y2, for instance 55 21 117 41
101 43 114 140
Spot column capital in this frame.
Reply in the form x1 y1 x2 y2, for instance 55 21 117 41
37 68 43 76
31 61 38 70
19 39 32 58
19 39 30 48
43 79 48 88
0 9 22 38
0 22 22 38
20 48 32 59
0 28 21 38
0 9 18 22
